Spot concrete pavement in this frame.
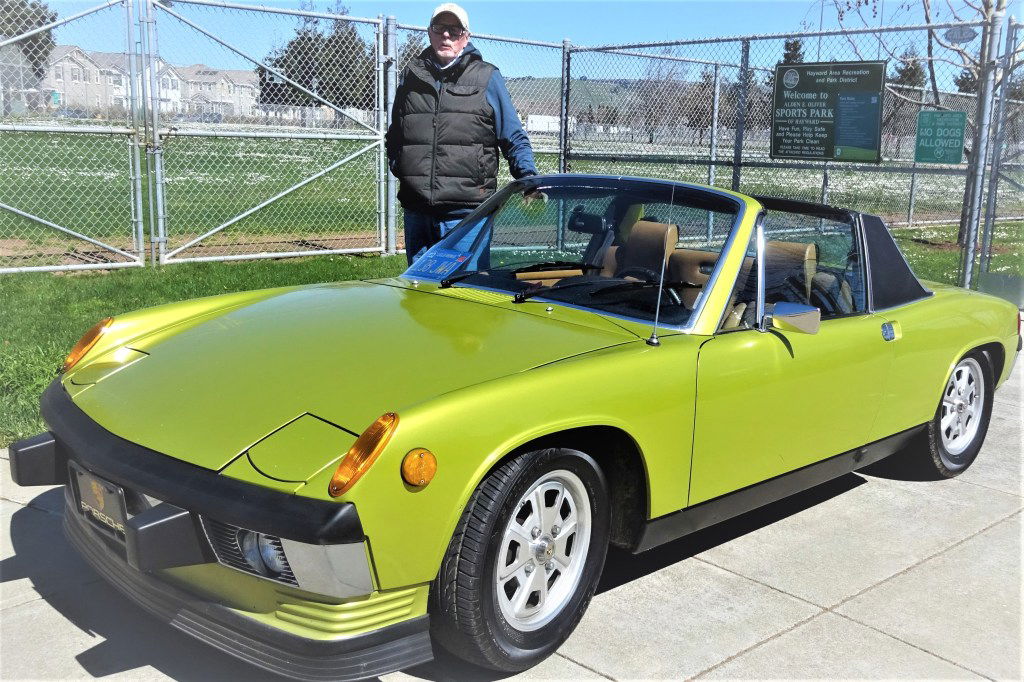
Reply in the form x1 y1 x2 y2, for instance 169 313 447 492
2 363 1021 680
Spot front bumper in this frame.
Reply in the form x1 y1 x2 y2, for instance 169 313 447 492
64 489 433 681
10 380 435 680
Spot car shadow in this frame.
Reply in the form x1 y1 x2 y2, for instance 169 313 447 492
6 475 866 682
399 473 868 682
2 488 287 682
596 472 866 594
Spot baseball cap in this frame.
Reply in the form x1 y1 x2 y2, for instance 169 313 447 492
430 3 469 30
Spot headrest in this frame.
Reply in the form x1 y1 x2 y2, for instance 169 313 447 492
618 220 676 271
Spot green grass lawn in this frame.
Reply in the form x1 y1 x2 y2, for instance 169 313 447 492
0 254 407 447
891 221 1024 284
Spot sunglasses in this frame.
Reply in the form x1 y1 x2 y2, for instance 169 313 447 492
430 22 466 38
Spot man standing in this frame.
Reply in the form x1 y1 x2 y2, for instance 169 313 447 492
386 3 538 263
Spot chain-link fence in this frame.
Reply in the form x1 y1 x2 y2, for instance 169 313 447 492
563 17 1021 287
0 2 1018 286
0 0 144 272
147 0 386 263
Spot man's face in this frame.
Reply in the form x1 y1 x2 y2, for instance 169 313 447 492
429 12 469 65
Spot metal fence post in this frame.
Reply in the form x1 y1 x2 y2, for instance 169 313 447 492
375 18 386 253
559 39 572 174
906 86 926 226
124 0 145 263
707 63 720 241
980 16 1017 274
731 40 750 192
385 16 397 254
960 10 1004 288
143 0 168 265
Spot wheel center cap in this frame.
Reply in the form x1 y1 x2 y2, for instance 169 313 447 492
533 537 555 561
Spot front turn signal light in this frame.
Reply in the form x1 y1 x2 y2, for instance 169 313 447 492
63 317 114 372
328 412 399 497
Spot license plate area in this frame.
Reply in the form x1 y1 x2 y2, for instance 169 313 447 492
69 462 128 540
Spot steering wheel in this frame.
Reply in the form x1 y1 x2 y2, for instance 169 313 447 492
615 266 662 282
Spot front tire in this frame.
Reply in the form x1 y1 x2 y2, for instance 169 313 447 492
430 448 610 672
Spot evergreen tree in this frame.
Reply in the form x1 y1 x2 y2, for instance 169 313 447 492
1 0 57 110
954 68 978 94
781 38 804 65
890 49 925 88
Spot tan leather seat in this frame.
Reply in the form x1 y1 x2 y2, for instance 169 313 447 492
765 240 817 304
600 220 676 278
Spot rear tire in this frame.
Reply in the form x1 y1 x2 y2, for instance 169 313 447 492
429 448 610 672
913 351 994 478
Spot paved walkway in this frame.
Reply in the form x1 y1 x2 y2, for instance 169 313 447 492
2 364 1020 680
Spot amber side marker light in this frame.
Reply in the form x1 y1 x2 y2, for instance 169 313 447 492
328 412 399 497
63 317 114 373
401 448 437 488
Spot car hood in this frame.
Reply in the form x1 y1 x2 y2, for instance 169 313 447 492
66 280 637 472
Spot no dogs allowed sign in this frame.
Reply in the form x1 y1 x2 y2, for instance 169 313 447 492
915 110 967 164
771 61 886 162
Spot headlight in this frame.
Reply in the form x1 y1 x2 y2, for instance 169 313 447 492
235 528 290 577
258 534 289 574
63 317 114 372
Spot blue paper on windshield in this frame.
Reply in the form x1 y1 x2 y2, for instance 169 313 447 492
406 248 472 279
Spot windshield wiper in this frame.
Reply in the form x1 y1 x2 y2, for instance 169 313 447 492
438 270 487 288
506 261 601 274
513 279 686 305
441 262 599 289
512 278 617 303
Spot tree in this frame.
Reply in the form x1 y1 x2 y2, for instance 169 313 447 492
890 48 926 88
954 67 978 94
397 32 425 73
634 52 689 146
686 68 716 146
256 4 374 122
0 0 57 111
782 38 805 65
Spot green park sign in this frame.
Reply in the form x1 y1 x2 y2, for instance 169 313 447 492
771 61 886 163
915 110 967 164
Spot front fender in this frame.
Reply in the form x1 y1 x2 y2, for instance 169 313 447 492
299 334 704 589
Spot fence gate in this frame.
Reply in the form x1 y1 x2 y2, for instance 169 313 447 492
145 0 386 264
0 0 145 273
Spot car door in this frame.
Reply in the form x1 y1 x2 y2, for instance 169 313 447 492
688 207 896 505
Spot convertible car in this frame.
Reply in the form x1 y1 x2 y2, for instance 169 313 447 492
10 175 1020 680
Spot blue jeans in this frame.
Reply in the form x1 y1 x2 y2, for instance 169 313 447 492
403 210 468 265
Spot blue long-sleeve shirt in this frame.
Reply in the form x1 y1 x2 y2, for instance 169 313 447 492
387 43 537 180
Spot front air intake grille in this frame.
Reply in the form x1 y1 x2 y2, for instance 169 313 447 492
201 518 299 587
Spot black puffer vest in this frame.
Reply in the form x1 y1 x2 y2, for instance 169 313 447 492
393 47 497 213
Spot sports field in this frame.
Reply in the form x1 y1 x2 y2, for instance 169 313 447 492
1 131 1021 279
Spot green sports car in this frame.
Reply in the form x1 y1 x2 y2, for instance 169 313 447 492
9 175 1021 680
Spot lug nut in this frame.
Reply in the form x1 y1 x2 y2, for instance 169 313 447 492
545 561 554 570
531 527 541 539
525 563 534 574
551 525 560 536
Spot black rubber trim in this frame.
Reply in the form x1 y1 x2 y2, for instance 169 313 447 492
41 379 364 545
753 194 857 224
634 425 924 553
8 432 66 487
64 492 433 681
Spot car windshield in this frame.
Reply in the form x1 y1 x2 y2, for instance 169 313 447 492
402 176 744 327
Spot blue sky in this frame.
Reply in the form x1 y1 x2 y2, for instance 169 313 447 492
48 0 1015 84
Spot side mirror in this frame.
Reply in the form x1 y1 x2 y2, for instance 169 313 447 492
767 302 820 334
